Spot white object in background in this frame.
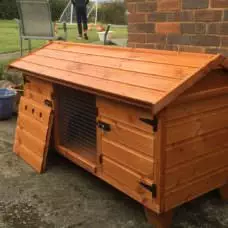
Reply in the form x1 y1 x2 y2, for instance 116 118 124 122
98 31 113 42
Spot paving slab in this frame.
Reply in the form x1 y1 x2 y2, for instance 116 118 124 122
0 118 227 228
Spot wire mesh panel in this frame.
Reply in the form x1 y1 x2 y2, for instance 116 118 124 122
55 85 97 162
17 0 54 38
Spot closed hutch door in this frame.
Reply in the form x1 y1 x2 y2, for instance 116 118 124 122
96 96 157 210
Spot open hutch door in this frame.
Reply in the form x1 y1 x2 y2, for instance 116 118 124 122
14 96 53 173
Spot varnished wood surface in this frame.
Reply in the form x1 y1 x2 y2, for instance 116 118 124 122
9 41 227 113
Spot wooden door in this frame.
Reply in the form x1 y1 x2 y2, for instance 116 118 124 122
96 97 158 212
14 96 53 173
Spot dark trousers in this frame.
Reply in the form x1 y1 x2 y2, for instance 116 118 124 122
75 6 88 35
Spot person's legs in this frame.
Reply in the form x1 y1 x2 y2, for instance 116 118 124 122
76 7 83 38
81 6 88 40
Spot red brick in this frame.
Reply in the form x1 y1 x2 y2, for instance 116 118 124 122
224 10 228 21
128 42 136 48
147 12 167 22
195 10 222 22
221 36 228 46
158 0 180 11
182 0 209 9
208 23 228 35
156 23 181 34
211 0 228 8
127 3 136 13
166 11 194 21
205 47 228 56
128 23 155 33
191 35 220 46
181 23 206 34
179 45 205 53
136 43 157 49
147 34 166 43
136 2 157 13
128 14 145 23
128 33 146 43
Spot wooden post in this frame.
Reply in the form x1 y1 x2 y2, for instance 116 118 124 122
219 184 228 201
144 207 173 228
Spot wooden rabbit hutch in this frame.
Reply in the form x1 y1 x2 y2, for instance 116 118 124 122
9 42 228 227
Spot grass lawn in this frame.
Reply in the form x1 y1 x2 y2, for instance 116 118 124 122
0 20 128 54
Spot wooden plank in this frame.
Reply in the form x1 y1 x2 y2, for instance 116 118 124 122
97 96 153 133
166 106 228 145
25 75 53 99
34 49 196 80
47 42 213 67
102 139 154 177
24 88 51 105
166 94 228 121
164 167 228 211
166 128 228 169
15 126 45 157
100 117 154 157
17 113 48 142
103 156 142 191
153 110 167 213
14 141 43 173
153 55 225 114
11 60 163 105
102 156 158 212
180 69 228 97
101 173 159 212
57 145 96 174
19 97 52 126
49 41 214 58
165 148 228 191
32 51 179 92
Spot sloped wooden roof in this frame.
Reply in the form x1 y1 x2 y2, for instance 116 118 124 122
9 41 228 113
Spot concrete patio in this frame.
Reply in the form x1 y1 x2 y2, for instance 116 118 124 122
0 117 227 228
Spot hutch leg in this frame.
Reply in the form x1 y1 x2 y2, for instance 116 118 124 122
219 184 228 201
144 207 173 228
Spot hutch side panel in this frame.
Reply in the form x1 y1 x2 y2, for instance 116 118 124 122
163 70 228 211
96 96 159 212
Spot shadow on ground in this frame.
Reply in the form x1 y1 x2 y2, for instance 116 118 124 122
0 117 227 228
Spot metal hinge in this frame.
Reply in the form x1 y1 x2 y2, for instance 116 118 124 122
139 182 157 198
140 116 158 132
44 99 53 108
97 121 111 132
99 155 103 164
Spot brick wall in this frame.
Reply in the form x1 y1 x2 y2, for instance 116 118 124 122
127 0 228 55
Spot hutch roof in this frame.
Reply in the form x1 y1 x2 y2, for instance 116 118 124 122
9 41 228 113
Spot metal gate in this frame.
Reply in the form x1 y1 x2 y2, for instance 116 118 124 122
55 85 97 164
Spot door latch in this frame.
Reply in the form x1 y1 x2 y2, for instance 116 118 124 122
97 121 111 132
139 182 157 198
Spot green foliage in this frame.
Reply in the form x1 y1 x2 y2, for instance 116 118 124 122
98 2 127 25
0 0 68 21
50 0 68 21
0 0 18 20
